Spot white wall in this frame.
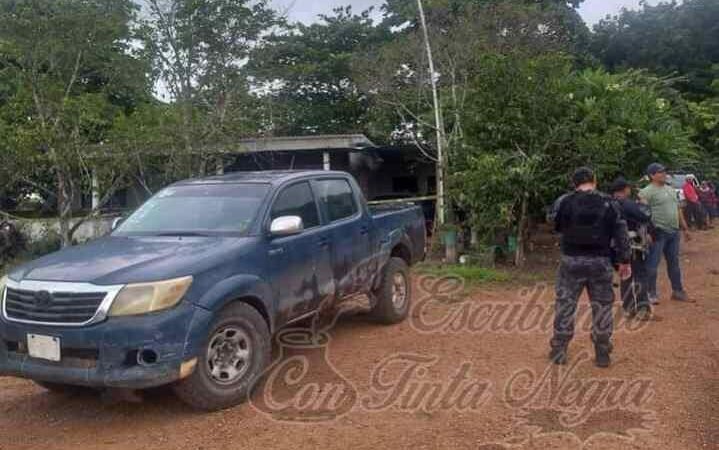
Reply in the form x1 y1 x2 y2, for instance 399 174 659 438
12 216 118 244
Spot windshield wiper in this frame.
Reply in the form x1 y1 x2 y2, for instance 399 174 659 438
154 231 211 237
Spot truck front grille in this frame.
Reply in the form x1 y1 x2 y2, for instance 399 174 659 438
4 287 107 325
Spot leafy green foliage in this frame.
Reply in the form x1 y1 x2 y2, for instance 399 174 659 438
591 0 719 98
356 0 591 150
382 0 586 26
453 55 697 240
590 0 719 178
687 74 719 177
249 7 391 136
0 0 148 244
136 0 281 177
569 69 698 175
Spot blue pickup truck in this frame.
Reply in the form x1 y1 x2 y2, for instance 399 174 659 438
0 171 425 410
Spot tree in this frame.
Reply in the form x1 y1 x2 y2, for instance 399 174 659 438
380 0 590 57
453 54 577 265
591 0 719 98
0 0 149 246
137 0 281 175
591 0 719 174
454 55 698 264
687 72 719 177
355 0 588 239
249 7 390 136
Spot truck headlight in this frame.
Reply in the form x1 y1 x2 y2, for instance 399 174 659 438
108 276 192 317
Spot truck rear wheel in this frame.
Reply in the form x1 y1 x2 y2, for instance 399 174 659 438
370 257 411 324
173 302 270 411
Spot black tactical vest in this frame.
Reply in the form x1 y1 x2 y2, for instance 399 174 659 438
561 191 612 250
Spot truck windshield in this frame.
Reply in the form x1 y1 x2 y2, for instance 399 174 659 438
114 183 270 236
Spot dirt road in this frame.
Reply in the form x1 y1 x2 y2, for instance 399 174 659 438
1 230 718 450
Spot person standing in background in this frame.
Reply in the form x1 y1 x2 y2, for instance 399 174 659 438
610 177 654 320
698 181 717 225
683 176 707 230
639 164 693 304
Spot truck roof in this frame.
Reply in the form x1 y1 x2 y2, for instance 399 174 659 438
174 170 349 186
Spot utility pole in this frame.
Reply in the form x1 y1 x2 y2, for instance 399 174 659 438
417 0 447 228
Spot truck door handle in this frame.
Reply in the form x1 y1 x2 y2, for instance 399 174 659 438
360 226 369 235
269 248 285 256
317 237 330 248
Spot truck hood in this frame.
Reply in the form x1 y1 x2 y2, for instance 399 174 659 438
11 235 252 285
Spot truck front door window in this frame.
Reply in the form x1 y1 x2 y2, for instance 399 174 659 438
316 179 357 222
270 182 320 229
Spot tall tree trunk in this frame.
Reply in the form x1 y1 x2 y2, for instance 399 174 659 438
57 170 73 248
182 100 195 177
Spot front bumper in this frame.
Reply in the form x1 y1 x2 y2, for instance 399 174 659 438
0 301 213 389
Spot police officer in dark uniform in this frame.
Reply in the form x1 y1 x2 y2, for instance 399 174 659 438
609 177 654 321
549 167 632 368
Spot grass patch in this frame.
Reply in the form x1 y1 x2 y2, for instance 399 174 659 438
415 263 511 285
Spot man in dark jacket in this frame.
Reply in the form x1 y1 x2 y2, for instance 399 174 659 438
549 167 632 368
610 177 653 321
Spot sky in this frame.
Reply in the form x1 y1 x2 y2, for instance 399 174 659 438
270 0 662 26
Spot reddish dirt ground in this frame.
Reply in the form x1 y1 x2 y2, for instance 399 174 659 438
1 230 718 450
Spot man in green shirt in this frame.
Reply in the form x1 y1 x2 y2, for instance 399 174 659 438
639 163 692 304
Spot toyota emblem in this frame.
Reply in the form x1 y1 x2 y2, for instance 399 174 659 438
34 290 54 309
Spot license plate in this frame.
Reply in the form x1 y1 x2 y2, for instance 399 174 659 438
27 334 61 362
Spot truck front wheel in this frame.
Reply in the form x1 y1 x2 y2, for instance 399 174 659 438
370 257 412 324
173 302 270 411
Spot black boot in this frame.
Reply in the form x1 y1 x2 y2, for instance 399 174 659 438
635 307 652 322
549 346 568 365
595 345 611 368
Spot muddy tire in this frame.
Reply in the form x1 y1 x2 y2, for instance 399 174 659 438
173 302 270 411
369 257 411 324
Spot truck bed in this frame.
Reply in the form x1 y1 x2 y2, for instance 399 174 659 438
369 203 426 265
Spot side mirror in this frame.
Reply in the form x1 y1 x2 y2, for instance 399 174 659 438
270 216 304 237
111 217 124 231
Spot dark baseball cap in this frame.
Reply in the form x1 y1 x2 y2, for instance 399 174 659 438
609 177 632 193
647 163 666 176
572 167 595 187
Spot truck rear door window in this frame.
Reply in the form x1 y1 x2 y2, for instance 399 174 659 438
316 179 358 222
271 182 320 229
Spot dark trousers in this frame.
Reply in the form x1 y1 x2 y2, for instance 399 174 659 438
646 228 684 298
685 202 706 229
551 256 615 351
701 202 716 222
620 252 650 313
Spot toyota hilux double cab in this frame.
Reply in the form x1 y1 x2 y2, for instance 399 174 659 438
0 171 425 410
